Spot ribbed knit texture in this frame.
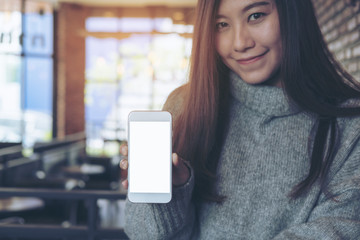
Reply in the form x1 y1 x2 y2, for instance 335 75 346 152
124 72 360 240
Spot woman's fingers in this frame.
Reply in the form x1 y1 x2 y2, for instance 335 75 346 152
122 179 128 189
120 159 128 179
172 153 180 166
120 158 128 170
172 153 190 186
120 144 128 156
120 158 129 189
119 143 129 189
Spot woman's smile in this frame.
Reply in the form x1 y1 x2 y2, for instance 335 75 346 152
236 50 269 65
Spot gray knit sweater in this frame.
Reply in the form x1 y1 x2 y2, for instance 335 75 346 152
124 72 360 240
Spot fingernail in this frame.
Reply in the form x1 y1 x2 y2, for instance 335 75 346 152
120 160 128 169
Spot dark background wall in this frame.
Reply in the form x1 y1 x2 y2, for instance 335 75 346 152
312 0 360 81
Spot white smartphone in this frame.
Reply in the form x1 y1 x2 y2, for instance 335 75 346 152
127 111 172 203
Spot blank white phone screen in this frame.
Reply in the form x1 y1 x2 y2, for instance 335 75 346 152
129 121 171 193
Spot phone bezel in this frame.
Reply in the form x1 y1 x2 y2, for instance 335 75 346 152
127 111 172 203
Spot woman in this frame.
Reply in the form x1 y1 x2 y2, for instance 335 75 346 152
121 0 360 239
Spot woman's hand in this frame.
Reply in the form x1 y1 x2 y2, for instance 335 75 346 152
119 143 190 189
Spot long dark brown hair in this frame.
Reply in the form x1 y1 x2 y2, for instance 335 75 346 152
172 0 360 202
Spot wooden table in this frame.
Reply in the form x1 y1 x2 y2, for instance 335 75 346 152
0 197 44 213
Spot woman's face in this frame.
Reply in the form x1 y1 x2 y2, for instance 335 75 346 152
215 0 282 86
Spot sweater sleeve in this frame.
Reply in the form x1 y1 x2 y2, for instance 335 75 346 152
273 130 360 240
124 85 198 239
124 167 196 239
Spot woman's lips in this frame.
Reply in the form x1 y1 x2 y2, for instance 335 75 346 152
237 50 268 65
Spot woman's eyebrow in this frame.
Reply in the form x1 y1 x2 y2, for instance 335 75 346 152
243 1 271 12
215 1 271 19
215 1 270 19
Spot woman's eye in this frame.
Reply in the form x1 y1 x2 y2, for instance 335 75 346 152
216 22 229 30
248 13 265 22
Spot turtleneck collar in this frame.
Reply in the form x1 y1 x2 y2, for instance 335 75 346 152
229 71 300 117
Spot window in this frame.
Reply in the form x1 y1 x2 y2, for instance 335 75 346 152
0 0 54 147
85 16 192 155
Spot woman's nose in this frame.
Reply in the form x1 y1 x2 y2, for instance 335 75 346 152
233 27 255 52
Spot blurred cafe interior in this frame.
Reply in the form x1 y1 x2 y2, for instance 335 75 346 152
0 0 359 239
0 0 196 239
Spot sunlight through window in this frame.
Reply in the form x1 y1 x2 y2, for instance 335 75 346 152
85 16 193 156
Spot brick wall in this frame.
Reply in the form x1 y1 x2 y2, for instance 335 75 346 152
312 0 360 81
56 3 87 137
